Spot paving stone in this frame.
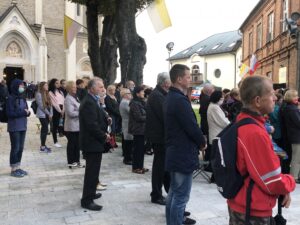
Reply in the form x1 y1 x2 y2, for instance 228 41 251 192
0 113 299 225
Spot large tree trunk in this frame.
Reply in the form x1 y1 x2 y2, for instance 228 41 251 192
115 0 147 86
86 0 102 78
100 16 118 85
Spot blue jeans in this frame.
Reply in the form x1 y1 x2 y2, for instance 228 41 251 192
166 171 193 225
9 131 26 168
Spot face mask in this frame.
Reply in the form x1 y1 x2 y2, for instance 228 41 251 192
18 87 25 94
217 99 224 105
95 95 100 100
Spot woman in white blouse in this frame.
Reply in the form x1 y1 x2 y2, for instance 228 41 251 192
207 90 230 146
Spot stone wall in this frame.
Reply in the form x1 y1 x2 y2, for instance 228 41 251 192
0 0 35 25
43 0 65 30
46 31 66 80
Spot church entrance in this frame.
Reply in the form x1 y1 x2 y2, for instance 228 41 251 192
3 67 24 93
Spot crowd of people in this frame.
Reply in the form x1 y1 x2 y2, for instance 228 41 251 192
0 62 299 225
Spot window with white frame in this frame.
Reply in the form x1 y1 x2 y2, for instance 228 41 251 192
282 0 289 32
267 12 274 42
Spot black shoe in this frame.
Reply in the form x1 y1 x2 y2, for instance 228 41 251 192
295 178 300 184
93 193 102 199
183 217 196 225
210 174 215 184
184 211 191 217
123 160 132 165
151 197 166 205
81 201 103 211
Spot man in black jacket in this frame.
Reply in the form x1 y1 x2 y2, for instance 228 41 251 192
80 78 110 211
145 72 171 205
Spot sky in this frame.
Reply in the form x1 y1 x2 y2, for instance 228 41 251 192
116 0 260 87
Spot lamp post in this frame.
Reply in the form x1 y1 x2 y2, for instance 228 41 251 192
166 42 174 71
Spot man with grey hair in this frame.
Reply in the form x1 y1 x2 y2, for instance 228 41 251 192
79 78 110 211
125 80 135 92
145 72 171 205
199 83 214 163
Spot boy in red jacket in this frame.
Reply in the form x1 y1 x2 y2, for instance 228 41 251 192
227 76 296 225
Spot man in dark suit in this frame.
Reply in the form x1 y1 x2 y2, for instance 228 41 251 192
80 78 110 211
145 72 171 205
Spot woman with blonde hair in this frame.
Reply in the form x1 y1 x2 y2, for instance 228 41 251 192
282 90 300 183
64 81 84 168
105 84 121 148
36 81 53 153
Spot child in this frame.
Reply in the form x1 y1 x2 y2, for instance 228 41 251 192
264 118 288 160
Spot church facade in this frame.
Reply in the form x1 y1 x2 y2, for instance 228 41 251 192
0 0 92 84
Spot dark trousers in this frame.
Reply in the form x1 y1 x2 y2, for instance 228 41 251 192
151 143 170 200
52 108 60 143
39 118 49 146
9 131 26 168
132 135 145 170
123 140 133 162
65 132 80 164
81 152 102 204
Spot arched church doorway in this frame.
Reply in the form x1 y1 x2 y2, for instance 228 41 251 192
3 66 24 93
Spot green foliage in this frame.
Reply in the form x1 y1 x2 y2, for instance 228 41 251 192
68 0 154 15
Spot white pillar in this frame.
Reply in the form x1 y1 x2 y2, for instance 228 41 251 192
35 0 43 24
38 24 47 81
65 1 77 81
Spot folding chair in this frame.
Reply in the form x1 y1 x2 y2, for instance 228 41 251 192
193 149 211 183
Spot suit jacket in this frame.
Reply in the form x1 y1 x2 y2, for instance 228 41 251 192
145 85 167 144
79 94 107 153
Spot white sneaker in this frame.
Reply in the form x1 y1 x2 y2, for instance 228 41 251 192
97 183 107 191
54 143 62 148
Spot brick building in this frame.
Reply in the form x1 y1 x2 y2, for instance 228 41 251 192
240 0 300 89
0 0 92 84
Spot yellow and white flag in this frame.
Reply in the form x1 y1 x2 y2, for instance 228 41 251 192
239 63 250 78
147 0 172 33
64 15 83 49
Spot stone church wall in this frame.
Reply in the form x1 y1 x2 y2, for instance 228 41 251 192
43 0 65 30
0 0 35 25
47 31 66 81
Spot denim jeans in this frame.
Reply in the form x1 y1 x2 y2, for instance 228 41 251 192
166 171 193 225
9 131 26 168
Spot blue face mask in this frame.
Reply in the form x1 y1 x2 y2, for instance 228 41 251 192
18 87 25 94
95 95 100 100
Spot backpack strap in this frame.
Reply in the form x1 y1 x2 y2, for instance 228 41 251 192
236 118 258 224
245 179 255 225
236 117 258 127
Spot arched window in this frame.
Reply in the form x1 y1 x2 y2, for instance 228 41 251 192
192 65 200 74
81 61 92 71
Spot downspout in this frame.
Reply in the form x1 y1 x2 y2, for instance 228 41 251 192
230 52 237 88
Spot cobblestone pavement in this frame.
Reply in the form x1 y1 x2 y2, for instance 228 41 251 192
0 114 299 225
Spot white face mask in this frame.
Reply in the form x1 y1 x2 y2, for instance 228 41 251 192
217 99 224 105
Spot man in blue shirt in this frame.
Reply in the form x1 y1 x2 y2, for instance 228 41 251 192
165 64 206 225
